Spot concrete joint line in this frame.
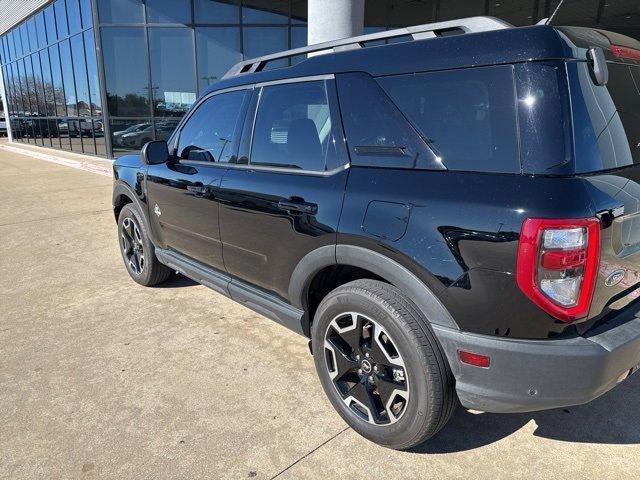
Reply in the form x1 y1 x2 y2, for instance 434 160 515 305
269 427 350 479
0 144 113 177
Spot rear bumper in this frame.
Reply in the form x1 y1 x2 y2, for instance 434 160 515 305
433 308 640 413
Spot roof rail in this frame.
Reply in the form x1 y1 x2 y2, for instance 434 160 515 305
222 16 513 79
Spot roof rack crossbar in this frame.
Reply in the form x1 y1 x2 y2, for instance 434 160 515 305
222 16 512 79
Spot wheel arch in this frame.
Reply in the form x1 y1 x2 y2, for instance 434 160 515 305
112 181 157 244
289 244 459 337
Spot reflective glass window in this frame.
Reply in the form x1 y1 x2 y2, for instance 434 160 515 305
242 27 287 68
195 27 241 93
177 90 246 162
98 0 144 24
7 31 17 61
19 24 29 56
70 34 90 116
83 31 101 115
489 0 535 26
49 45 67 116
154 118 180 142
67 0 82 34
31 53 47 116
58 39 77 116
110 118 152 154
34 13 47 49
94 119 107 155
146 0 191 24
55 0 69 38
44 6 57 45
26 18 37 53
101 27 149 116
149 28 196 117
242 1 288 24
39 49 56 116
80 0 93 29
1 36 9 63
11 62 24 115
22 58 36 115
194 0 239 24
251 82 337 171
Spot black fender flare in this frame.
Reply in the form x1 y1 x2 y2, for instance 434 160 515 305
288 244 458 331
112 181 157 243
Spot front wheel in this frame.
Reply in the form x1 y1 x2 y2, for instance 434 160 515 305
312 279 457 450
117 203 172 286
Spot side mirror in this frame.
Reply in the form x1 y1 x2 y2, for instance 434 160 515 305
587 47 609 86
141 140 170 165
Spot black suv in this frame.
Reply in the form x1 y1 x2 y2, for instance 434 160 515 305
113 17 640 449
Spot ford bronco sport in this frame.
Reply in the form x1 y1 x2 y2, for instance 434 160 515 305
113 17 640 449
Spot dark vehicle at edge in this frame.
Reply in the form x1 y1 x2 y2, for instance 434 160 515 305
111 17 640 449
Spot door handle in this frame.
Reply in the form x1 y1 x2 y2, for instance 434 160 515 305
277 199 318 215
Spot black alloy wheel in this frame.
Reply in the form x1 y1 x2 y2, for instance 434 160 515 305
324 312 409 425
120 216 145 275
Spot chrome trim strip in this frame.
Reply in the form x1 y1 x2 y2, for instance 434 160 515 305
179 160 350 177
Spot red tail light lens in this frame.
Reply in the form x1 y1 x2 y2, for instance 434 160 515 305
611 44 640 61
516 218 601 322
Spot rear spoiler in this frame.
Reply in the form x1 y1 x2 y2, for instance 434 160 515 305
557 26 640 62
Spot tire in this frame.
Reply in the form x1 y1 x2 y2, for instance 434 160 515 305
117 203 172 286
312 279 456 450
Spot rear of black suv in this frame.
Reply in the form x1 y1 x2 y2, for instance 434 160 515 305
338 26 640 414
113 19 640 449
434 26 640 413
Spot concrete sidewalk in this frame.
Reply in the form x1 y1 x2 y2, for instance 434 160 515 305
0 148 638 479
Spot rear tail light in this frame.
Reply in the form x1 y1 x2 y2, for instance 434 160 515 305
516 218 601 322
611 44 640 61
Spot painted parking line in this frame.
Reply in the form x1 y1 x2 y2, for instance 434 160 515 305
0 143 113 177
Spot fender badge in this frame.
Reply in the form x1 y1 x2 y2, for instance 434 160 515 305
154 204 161 217
605 269 625 287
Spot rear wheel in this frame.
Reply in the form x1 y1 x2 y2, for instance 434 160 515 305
117 203 172 286
312 279 456 450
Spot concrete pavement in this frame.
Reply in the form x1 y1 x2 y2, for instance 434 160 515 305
0 146 638 479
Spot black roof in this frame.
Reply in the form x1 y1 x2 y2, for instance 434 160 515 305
203 24 573 96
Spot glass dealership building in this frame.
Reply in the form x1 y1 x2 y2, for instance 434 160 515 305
0 0 637 159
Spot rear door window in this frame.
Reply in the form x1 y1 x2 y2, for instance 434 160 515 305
250 80 342 172
377 65 520 173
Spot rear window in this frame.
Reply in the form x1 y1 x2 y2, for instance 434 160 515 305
377 65 520 173
607 64 640 165
571 61 640 173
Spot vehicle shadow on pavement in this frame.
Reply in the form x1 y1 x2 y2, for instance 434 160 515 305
411 373 640 453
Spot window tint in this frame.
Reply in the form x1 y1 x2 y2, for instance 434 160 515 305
177 90 246 163
336 73 441 170
377 65 520 173
251 81 338 171
607 64 640 166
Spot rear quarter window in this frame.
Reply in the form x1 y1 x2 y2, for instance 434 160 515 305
377 65 520 173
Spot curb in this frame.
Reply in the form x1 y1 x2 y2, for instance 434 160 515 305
0 143 113 177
